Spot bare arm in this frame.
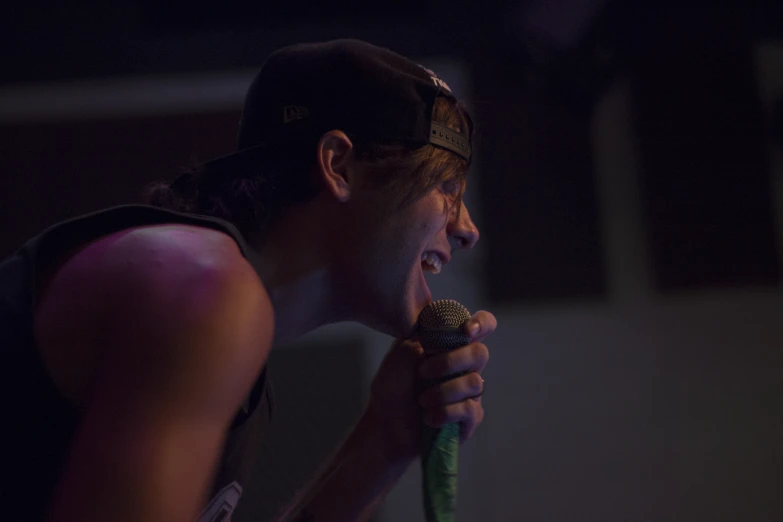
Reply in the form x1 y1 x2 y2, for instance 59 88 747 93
274 409 415 522
273 338 426 522
42 229 274 522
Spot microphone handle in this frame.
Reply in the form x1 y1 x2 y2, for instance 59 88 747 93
420 335 471 522
422 421 460 522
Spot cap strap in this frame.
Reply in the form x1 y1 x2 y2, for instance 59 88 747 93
429 122 471 163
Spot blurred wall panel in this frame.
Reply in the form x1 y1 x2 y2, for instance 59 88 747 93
0 110 240 257
474 60 607 305
631 9 780 291
234 338 367 522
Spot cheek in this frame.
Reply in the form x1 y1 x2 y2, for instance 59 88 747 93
376 195 451 252
420 205 450 236
416 221 441 241
408 212 443 243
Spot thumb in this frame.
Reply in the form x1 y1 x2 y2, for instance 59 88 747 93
390 338 424 365
374 339 423 385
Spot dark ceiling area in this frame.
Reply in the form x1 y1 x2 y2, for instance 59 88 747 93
2 0 479 84
3 4 780 112
2 3 780 110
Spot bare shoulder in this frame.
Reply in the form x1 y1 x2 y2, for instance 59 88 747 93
97 222 258 287
37 224 275 521
35 223 273 410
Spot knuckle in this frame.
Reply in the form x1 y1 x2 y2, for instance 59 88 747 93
476 310 496 327
471 342 489 363
446 404 463 424
422 384 445 406
433 406 450 425
469 401 483 423
434 385 448 403
420 358 441 379
443 354 459 375
459 400 473 419
475 403 485 423
468 372 484 393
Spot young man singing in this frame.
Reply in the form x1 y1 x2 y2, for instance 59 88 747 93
1 39 496 522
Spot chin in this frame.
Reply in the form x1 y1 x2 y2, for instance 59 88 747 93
355 277 426 340
360 303 418 340
393 317 418 340
371 315 417 340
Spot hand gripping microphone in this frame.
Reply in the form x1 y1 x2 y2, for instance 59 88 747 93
416 299 472 522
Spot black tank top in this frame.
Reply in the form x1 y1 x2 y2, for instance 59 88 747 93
0 205 274 522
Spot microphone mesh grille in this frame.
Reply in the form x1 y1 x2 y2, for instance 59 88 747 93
416 299 472 354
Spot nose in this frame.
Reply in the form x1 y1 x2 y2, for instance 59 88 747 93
447 201 480 250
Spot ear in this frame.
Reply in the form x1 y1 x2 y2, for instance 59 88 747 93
316 130 355 203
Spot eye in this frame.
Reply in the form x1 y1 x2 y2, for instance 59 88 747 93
440 179 461 197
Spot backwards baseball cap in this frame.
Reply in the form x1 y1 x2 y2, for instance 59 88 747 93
227 39 472 166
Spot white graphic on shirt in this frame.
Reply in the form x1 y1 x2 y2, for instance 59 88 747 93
198 481 243 522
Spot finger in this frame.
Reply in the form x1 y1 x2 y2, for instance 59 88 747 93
419 342 489 380
381 339 424 374
419 371 485 408
370 339 424 405
459 402 483 442
423 399 484 442
393 338 425 358
462 310 497 342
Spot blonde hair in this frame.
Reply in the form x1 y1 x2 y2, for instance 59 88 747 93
356 96 471 213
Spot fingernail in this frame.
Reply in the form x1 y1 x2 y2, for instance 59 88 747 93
468 321 480 337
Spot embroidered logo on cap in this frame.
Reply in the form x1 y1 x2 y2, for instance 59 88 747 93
418 65 452 93
284 105 309 123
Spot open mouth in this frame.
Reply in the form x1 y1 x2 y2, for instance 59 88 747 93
418 251 448 305
421 251 444 274
417 251 449 306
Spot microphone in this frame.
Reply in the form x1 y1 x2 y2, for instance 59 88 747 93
416 299 472 522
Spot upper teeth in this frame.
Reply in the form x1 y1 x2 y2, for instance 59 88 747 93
422 252 442 274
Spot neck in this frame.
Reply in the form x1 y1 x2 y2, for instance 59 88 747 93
250 205 350 347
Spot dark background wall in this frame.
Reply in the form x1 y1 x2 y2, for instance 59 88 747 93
3 4 780 296
0 112 239 252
